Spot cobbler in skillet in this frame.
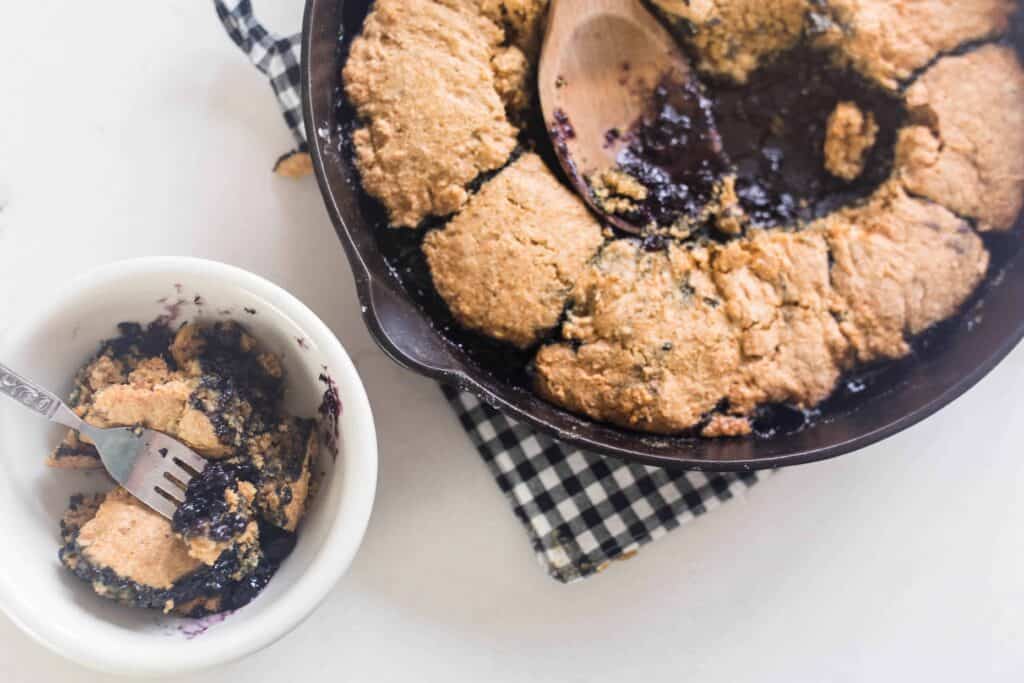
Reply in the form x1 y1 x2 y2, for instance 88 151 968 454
340 0 1024 436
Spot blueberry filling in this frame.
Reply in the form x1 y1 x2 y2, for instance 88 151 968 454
188 322 284 449
611 71 729 228
599 46 903 235
714 47 903 227
173 462 257 543
105 321 176 365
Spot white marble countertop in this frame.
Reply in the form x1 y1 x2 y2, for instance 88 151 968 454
2 3 1023 681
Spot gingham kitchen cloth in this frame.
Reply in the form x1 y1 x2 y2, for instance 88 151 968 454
215 0 765 583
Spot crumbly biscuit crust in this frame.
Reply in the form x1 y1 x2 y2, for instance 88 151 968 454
424 154 604 349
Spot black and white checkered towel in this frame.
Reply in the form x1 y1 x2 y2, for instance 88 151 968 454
216 0 765 583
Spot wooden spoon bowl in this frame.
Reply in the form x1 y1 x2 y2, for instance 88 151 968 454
538 0 695 234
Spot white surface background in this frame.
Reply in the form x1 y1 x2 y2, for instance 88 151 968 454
1 3 1022 681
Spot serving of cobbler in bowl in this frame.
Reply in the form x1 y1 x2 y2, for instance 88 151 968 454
0 258 377 675
304 0 1024 468
54 319 320 618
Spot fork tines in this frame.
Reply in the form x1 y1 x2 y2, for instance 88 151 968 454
127 432 208 519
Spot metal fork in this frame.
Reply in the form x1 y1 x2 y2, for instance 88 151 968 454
0 361 208 519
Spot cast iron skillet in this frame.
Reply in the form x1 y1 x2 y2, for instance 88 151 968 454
301 0 1024 471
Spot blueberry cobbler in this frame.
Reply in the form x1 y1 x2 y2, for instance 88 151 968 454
341 0 1024 436
53 321 317 616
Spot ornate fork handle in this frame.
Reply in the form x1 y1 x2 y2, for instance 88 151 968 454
0 362 66 421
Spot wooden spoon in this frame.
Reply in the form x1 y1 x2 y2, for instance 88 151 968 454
538 0 697 234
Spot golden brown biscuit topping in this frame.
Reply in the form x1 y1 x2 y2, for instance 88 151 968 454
815 0 1017 90
821 181 991 363
824 101 879 181
653 0 810 84
895 45 1024 232
536 179 991 434
76 488 202 590
343 0 519 227
423 153 604 349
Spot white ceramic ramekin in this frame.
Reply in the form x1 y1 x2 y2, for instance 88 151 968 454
0 258 377 676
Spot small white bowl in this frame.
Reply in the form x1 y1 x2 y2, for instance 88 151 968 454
0 258 377 676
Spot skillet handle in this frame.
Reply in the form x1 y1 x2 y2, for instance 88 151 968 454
364 278 460 376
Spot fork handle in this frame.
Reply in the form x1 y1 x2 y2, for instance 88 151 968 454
0 362 84 430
